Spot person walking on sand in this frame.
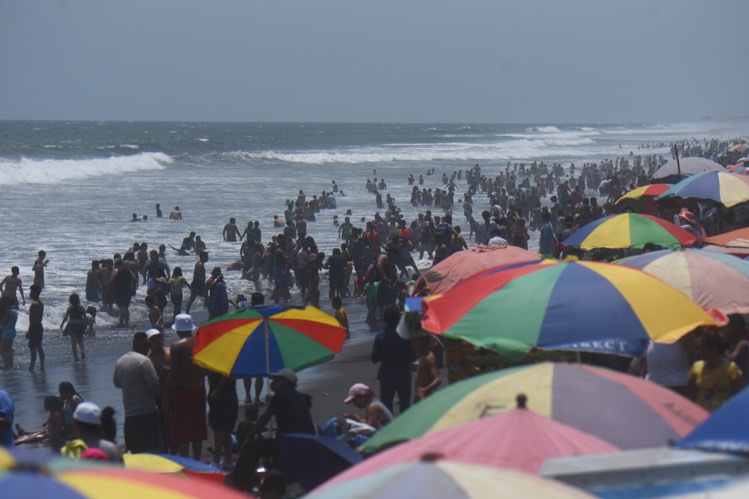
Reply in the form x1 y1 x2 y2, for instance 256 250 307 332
27 284 45 372
113 332 161 453
371 305 417 415
168 314 207 460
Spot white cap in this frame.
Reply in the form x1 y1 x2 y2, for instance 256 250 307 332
269 367 298 386
146 329 162 340
73 401 101 425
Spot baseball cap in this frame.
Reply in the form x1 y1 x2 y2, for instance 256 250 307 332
146 328 162 340
171 314 196 332
344 383 370 404
269 368 298 386
73 401 101 425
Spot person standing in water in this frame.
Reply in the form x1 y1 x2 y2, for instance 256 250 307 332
223 218 241 242
169 206 182 220
27 284 45 372
0 266 25 307
32 251 48 290
60 293 86 362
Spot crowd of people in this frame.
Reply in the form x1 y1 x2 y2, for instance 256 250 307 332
1 136 749 495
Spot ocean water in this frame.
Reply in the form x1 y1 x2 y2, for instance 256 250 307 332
1 119 748 431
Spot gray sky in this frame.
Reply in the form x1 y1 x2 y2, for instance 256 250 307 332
1 0 746 123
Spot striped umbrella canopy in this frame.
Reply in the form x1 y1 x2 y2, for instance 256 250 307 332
615 183 672 204
704 227 749 248
360 362 708 455
193 305 347 377
412 245 540 296
651 157 725 181
123 454 224 483
0 463 249 499
657 171 749 208
309 458 593 499
677 385 749 455
421 260 714 360
325 399 617 486
617 248 749 315
562 213 699 250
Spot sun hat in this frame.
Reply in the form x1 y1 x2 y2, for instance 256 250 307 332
269 368 298 386
171 313 196 332
146 328 162 340
73 401 101 425
344 383 371 404
678 207 696 224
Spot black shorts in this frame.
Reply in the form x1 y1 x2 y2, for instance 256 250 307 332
124 411 162 453
27 323 43 348
115 293 132 308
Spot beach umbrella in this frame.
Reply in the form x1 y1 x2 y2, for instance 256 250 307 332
412 245 539 296
193 304 347 377
275 433 363 492
421 260 714 360
704 227 749 248
616 248 749 315
309 457 594 498
657 171 749 208
0 462 249 499
561 213 699 250
122 453 225 483
676 385 749 454
361 362 708 455
651 157 725 181
614 183 672 204
325 395 616 487
728 144 746 154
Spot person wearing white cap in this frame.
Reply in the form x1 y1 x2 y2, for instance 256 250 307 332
231 367 314 490
168 313 207 460
67 401 121 462
342 383 393 430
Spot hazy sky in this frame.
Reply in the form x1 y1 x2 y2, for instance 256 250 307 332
1 0 746 123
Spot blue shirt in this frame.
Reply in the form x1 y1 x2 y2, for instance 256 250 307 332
539 222 555 255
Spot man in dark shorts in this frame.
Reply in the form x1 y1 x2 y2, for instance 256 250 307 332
27 284 45 372
113 332 161 453
231 368 315 490
168 314 207 460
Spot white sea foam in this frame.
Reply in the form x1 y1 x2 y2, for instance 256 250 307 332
0 152 172 185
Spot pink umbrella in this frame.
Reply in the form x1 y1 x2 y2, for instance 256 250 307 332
413 245 540 296
323 396 617 488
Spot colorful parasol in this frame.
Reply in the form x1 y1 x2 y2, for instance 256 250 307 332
0 464 249 499
704 227 749 248
360 362 708 455
421 260 714 360
677 385 749 454
615 183 672 204
123 453 225 483
562 213 699 250
325 396 616 487
193 305 347 377
656 171 749 208
651 157 725 181
412 245 539 296
309 457 593 498
728 144 746 154
617 248 749 315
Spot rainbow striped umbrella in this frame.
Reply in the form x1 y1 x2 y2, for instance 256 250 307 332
617 248 749 315
0 463 247 499
123 454 224 484
421 260 714 360
615 183 672 204
657 171 749 208
309 458 593 499
562 213 698 250
360 362 709 455
193 305 346 377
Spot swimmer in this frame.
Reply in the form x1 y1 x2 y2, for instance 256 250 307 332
169 206 182 220
223 218 241 242
156 203 163 218
130 213 139 222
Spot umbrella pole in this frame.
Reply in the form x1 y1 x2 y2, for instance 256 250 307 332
674 144 682 181
265 320 271 386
